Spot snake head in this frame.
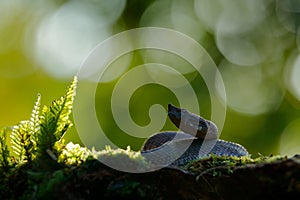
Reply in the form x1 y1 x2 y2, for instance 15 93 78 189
168 104 218 139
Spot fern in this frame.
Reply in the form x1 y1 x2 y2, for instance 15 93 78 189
9 77 77 163
0 127 11 171
10 94 41 163
30 94 41 145
10 121 34 163
38 77 77 154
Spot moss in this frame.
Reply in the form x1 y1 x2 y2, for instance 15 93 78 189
94 145 150 171
184 154 287 177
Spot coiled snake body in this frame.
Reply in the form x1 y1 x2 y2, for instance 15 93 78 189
141 104 248 167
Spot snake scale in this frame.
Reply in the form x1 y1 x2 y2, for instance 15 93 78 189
141 104 248 167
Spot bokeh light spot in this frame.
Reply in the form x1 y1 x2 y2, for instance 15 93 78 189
284 51 300 100
33 0 126 78
280 118 300 156
140 0 205 41
216 34 263 66
216 60 284 115
194 0 268 35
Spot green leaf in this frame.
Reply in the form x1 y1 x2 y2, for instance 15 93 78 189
39 77 77 153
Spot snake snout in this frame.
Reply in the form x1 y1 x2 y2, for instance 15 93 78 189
167 104 181 119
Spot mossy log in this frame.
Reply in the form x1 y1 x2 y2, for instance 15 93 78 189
2 153 300 199
52 155 300 200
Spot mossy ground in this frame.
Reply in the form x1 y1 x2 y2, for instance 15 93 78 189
1 145 299 199
184 154 287 177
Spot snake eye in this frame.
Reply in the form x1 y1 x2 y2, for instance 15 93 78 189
198 119 208 132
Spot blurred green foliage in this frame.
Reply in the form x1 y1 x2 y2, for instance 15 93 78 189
1 0 300 157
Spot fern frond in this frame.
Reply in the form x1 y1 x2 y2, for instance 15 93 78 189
55 76 77 138
9 95 42 164
0 127 11 171
10 121 35 163
38 105 58 153
39 77 77 153
29 94 41 154
30 94 41 136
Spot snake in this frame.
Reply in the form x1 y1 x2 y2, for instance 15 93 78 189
141 104 248 167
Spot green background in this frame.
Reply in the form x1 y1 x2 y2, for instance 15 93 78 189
1 0 300 157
